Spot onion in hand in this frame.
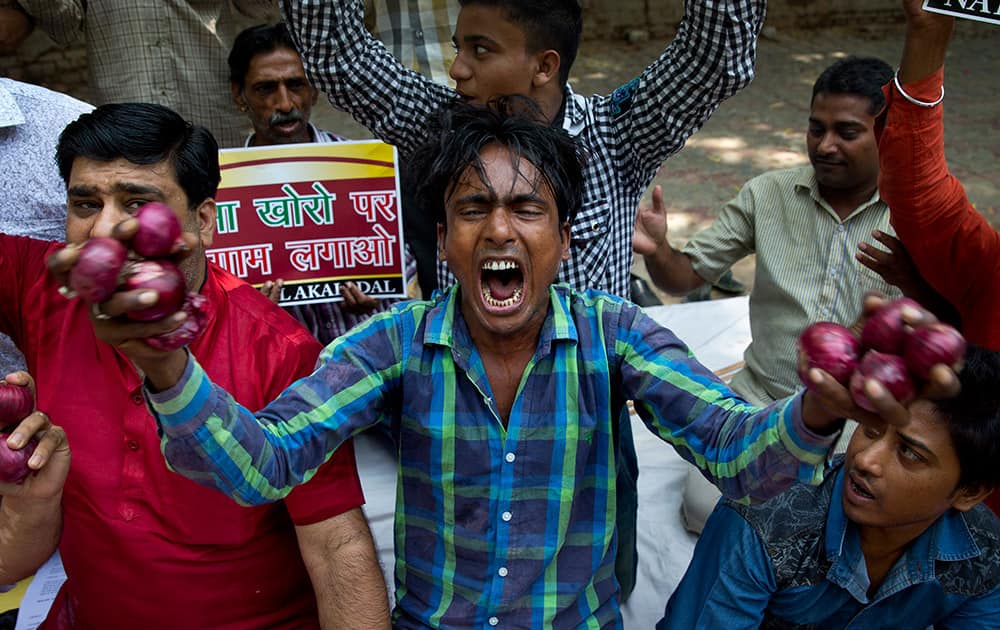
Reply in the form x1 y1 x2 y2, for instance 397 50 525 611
132 202 183 258
860 297 922 354
146 293 209 351
904 323 966 381
797 322 861 387
850 350 917 412
121 259 186 321
0 433 38 484
67 237 128 304
0 382 34 426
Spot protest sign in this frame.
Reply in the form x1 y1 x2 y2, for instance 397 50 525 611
922 0 1000 25
209 140 406 306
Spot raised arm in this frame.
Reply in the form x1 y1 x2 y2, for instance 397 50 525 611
633 185 709 295
612 0 766 176
279 0 454 156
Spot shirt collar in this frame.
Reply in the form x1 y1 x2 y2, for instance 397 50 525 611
561 83 587 138
421 283 580 352
795 166 883 222
242 123 328 147
824 466 982 595
0 81 26 128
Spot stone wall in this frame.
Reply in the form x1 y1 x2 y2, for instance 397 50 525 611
1 1 900 103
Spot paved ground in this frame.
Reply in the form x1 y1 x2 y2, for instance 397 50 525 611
314 18 999 305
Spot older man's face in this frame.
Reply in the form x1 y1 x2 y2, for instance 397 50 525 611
234 46 318 146
438 143 570 343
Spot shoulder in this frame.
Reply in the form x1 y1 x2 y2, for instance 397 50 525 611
724 473 833 584
207 265 321 353
1 78 92 120
937 506 1000 596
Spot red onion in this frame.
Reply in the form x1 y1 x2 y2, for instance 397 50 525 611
0 382 34 426
797 322 861 386
68 237 128 304
904 323 967 381
0 433 38 484
132 202 183 258
850 350 917 412
146 293 209 351
121 259 186 321
860 297 922 354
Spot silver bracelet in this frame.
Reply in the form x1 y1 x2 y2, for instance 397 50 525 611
893 71 944 107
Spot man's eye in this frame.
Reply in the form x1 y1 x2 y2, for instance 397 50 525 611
899 445 922 463
474 45 489 56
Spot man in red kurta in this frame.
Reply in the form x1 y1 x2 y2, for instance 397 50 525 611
0 103 390 628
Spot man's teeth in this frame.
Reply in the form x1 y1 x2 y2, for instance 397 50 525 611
482 260 519 271
482 286 522 308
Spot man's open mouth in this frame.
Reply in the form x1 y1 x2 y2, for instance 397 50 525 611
848 474 874 500
480 259 524 309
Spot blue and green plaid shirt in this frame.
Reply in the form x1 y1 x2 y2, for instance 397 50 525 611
149 284 835 628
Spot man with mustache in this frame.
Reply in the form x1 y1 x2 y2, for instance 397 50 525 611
229 22 416 344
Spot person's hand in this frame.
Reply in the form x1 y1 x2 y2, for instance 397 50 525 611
340 282 380 316
802 293 961 433
260 279 284 304
632 185 667 257
901 0 953 28
45 217 195 366
0 7 33 55
856 231 923 296
0 372 70 501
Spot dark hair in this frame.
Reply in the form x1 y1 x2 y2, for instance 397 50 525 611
56 103 221 211
228 22 298 88
408 97 586 227
459 0 582 85
934 345 1000 493
811 56 893 115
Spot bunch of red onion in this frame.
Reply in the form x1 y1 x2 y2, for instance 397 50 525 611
62 202 208 350
0 382 38 483
797 297 966 411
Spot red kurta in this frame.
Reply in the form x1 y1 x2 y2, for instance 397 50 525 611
0 235 364 629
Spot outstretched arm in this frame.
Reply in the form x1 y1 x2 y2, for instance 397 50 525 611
279 0 454 156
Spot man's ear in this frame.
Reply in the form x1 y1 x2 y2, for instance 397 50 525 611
531 49 562 89
436 223 447 261
195 198 217 248
560 221 571 261
230 83 246 111
951 484 995 512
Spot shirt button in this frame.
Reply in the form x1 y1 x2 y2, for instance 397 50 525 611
498 567 508 577
132 395 143 405
837 225 845 232
830 269 837 277
414 30 423 39
505 452 515 463
502 511 512 522
488 617 499 627
127 440 140 451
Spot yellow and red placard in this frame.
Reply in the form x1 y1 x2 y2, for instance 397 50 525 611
922 0 1000 25
208 140 406 306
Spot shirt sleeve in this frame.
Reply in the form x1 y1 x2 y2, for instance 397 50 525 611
279 0 454 156
147 311 406 506
605 0 765 179
938 584 1000 630
660 503 775 629
877 68 1000 310
15 0 85 46
682 178 758 283
618 304 833 503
